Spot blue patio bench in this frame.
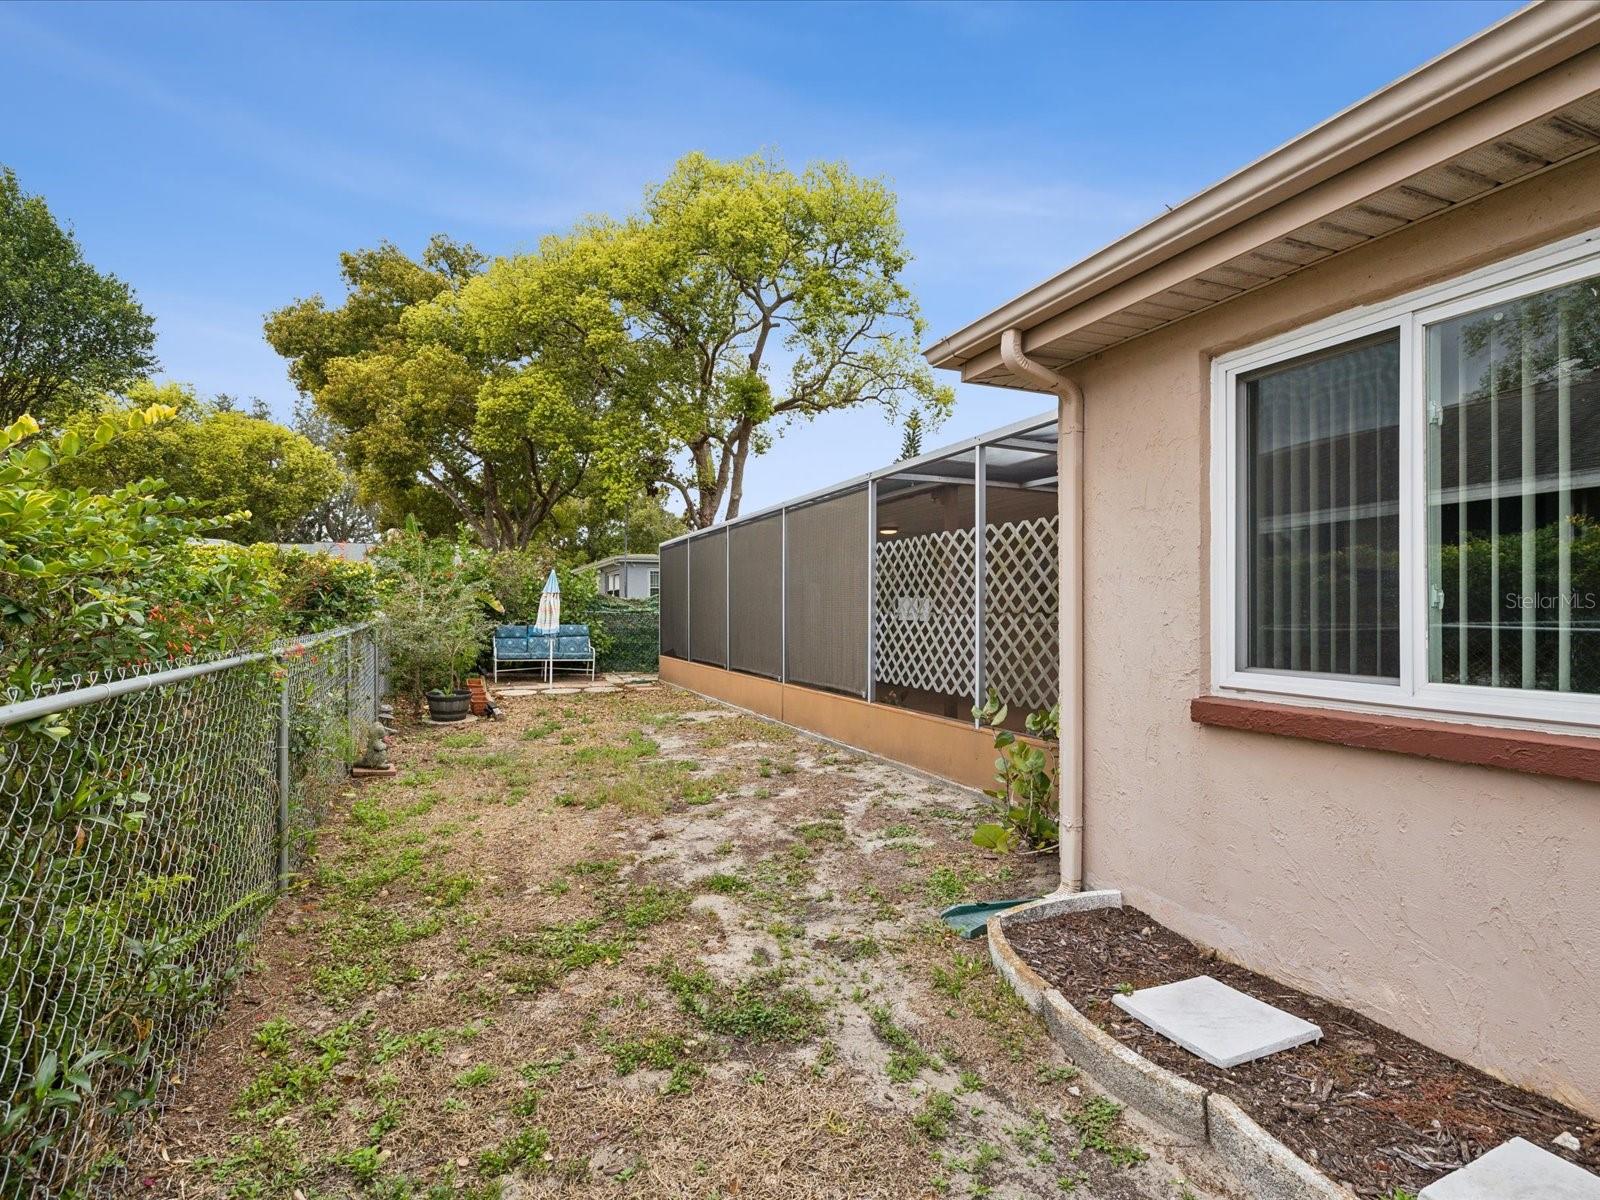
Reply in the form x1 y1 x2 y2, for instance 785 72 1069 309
492 624 596 683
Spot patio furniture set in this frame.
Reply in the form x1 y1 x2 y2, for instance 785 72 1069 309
491 623 597 683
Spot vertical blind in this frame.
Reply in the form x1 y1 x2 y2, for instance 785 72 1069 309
1427 273 1600 693
1241 334 1401 679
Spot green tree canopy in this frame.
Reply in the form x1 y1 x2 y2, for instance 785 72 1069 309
534 492 687 568
571 151 954 527
286 396 379 542
264 235 486 396
0 165 157 427
52 382 344 544
268 236 656 549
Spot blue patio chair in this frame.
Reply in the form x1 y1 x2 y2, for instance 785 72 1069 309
550 624 596 681
492 624 553 682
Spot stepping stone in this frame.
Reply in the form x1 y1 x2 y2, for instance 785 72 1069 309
1110 974 1321 1068
1419 1137 1600 1199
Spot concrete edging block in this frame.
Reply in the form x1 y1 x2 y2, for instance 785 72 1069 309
986 891 1209 1145
994 888 1124 928
1206 1094 1356 1200
985 887 1359 1194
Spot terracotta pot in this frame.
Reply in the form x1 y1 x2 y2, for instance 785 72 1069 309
466 676 489 716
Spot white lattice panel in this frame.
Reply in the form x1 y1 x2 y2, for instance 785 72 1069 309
874 528 975 697
984 515 1059 712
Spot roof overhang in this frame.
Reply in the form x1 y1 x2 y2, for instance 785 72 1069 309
926 1 1600 391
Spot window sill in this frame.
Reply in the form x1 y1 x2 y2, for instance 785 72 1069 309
1189 695 1600 785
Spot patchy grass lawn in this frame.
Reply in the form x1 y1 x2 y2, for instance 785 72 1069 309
128 686 1232 1200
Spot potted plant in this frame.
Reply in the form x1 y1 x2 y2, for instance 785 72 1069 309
373 527 493 719
425 683 472 722
422 591 490 720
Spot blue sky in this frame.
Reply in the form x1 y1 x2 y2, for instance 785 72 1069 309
1 0 1519 516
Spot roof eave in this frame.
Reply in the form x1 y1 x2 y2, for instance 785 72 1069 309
924 1 1600 371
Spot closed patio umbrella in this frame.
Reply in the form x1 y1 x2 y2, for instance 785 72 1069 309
535 569 561 632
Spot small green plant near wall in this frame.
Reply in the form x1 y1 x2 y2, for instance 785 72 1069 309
970 692 1059 854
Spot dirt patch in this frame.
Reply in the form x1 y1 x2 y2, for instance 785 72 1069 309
1007 905 1600 1197
121 689 1237 1200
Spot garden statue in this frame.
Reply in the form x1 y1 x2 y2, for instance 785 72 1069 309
353 720 393 774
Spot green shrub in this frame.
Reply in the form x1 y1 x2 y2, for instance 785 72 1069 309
370 524 493 700
271 547 379 632
0 406 285 690
0 408 375 1192
970 692 1059 854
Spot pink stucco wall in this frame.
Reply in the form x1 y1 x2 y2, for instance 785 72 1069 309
1068 150 1600 1116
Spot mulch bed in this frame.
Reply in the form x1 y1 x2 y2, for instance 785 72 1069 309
1007 906 1600 1197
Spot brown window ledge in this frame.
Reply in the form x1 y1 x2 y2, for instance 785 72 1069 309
1190 695 1600 785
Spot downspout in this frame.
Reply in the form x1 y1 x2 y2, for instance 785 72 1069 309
999 329 1086 894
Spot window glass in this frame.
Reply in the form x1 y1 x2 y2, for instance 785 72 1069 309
1240 334 1401 679
1426 274 1600 693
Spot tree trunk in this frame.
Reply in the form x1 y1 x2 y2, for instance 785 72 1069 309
725 422 752 521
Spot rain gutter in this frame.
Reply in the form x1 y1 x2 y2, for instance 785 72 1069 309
999 329 1086 893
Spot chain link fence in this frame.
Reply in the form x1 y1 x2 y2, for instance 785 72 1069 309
592 600 659 673
0 623 380 1199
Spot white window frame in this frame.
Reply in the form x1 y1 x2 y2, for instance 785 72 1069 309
1210 226 1600 734
649 568 661 598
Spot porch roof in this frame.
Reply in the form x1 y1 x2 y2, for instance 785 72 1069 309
924 2 1600 392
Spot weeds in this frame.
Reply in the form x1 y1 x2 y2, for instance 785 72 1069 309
666 965 821 1044
1067 1097 1147 1167
476 1128 550 1178
924 865 981 905
867 1005 935 1083
913 1091 956 1140
603 1033 687 1074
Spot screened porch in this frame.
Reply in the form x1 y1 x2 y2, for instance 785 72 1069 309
658 412 1061 731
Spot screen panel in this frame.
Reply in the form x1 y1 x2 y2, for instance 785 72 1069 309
658 540 688 660
729 515 783 679
784 488 868 695
688 529 728 668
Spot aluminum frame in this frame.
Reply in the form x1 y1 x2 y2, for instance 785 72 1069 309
660 410 1061 721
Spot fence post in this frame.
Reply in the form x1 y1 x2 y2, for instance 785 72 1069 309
866 478 877 702
276 663 292 890
973 444 987 724
368 628 379 722
344 630 355 762
780 508 788 684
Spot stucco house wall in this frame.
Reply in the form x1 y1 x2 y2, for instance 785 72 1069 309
1066 149 1600 1116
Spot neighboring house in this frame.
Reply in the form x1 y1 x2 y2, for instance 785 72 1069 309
278 541 379 563
921 3 1600 1117
578 553 660 600
660 4 1600 1119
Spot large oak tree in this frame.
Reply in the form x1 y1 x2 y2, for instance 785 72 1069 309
266 236 653 549
598 152 953 527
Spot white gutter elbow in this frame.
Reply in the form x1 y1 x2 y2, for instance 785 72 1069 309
999 330 1086 895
